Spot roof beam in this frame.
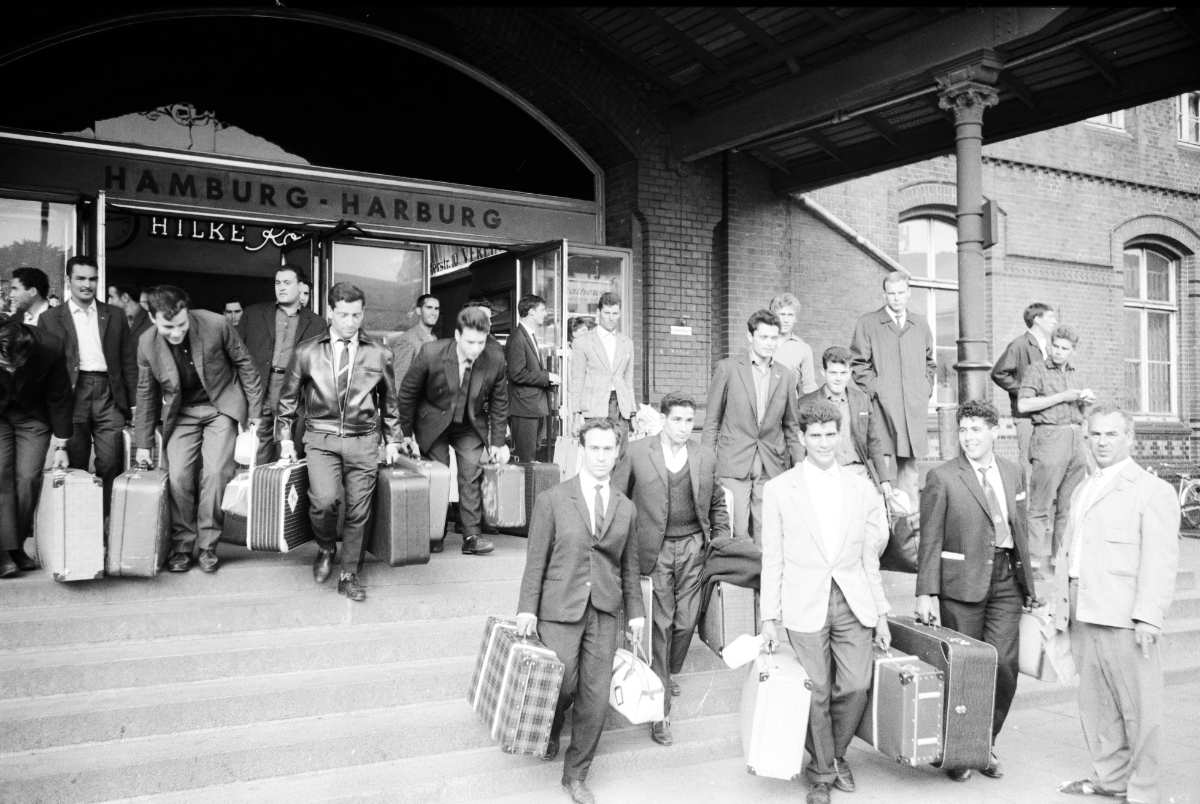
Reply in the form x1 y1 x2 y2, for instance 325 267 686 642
715 8 798 74
670 7 1071 162
1075 42 1121 89
634 8 727 77
999 73 1038 109
860 112 900 146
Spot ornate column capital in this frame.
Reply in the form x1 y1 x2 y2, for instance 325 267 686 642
937 80 1000 124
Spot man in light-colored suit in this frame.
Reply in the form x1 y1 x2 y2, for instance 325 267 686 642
517 419 645 804
849 271 936 508
1052 404 1179 804
701 309 802 544
760 400 891 804
134 285 263 573
569 291 635 449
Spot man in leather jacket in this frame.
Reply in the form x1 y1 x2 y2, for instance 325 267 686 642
277 282 401 602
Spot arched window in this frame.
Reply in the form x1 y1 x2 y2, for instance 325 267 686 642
898 216 958 406
1122 244 1179 415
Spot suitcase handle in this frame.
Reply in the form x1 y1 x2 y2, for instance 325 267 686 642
51 466 67 488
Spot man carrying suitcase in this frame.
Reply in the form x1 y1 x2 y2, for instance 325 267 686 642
276 282 402 602
612 391 729 747
916 399 1038 781
760 400 891 804
134 286 263 574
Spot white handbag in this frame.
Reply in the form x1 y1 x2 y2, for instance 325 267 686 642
609 642 665 724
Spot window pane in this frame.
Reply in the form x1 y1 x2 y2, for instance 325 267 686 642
1145 251 1171 301
898 220 930 278
932 220 958 282
1147 311 1170 361
909 287 930 323
1123 250 1140 297
331 243 425 339
1124 309 1141 359
1147 361 1171 413
0 197 76 304
1122 360 1141 410
936 346 957 405
934 289 957 350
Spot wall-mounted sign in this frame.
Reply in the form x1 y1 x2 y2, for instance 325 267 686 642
147 215 303 252
430 244 506 276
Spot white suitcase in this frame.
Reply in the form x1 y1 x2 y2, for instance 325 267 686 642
32 468 105 582
740 650 812 781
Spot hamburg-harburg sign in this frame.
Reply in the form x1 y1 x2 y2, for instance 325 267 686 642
0 132 598 245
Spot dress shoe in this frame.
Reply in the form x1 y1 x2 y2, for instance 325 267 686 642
313 548 335 583
0 556 19 578
9 549 36 572
430 538 444 554
167 553 192 573
833 756 856 792
806 781 832 804
650 719 673 746
197 549 220 574
668 679 681 697
541 736 559 761
337 573 367 602
946 767 973 782
980 751 1003 779
462 536 494 555
562 779 595 804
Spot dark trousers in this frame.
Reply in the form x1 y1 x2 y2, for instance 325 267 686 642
1029 424 1087 564
787 583 874 785
66 373 124 515
650 532 705 716
305 430 378 575
539 603 619 783
256 373 306 464
584 392 629 458
510 415 542 464
0 410 51 551
164 403 237 554
939 551 1024 739
427 422 485 538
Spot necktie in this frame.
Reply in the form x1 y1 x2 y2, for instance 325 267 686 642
452 360 473 423
593 483 605 537
336 338 351 404
978 466 1004 546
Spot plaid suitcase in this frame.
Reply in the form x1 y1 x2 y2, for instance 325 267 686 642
856 649 944 766
107 466 170 577
615 575 655 659
366 464 431 566
481 462 559 535
467 616 565 756
887 615 997 771
740 651 811 780
223 460 314 552
32 468 105 582
390 455 451 539
700 581 760 658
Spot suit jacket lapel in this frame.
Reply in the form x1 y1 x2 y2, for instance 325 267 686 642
153 332 181 391
999 460 1020 524
835 475 860 561
599 486 619 539
593 332 613 373
442 343 461 396
97 305 112 350
570 476 594 538
688 444 703 504
766 364 783 412
955 455 990 518
735 357 758 423
186 314 212 396
792 471 827 563
648 438 668 488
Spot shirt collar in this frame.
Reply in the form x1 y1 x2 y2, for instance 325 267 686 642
803 458 840 476
276 303 300 318
1028 327 1048 350
888 307 906 324
966 454 997 477
67 297 96 316
822 385 847 403
596 326 615 340
578 465 609 491
660 431 687 454
328 328 357 344
1092 457 1134 483
749 351 772 369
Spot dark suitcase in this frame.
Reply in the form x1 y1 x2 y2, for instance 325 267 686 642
700 581 760 658
366 463 431 566
107 466 171 577
223 460 314 552
886 615 998 771
856 648 944 766
481 462 559 535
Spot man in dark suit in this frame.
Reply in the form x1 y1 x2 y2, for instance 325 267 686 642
612 392 729 746
40 256 137 517
9 267 51 325
134 286 263 574
237 264 325 464
990 302 1057 483
506 294 560 463
916 399 1038 782
517 419 645 804
107 282 152 341
396 306 509 556
0 315 72 577
798 346 895 493
701 309 802 543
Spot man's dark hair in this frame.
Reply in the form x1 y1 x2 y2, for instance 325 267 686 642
456 306 492 334
0 314 35 371
821 345 852 370
598 292 621 310
746 309 781 334
12 267 49 299
797 400 842 433
1052 324 1080 346
466 297 494 313
328 282 365 306
112 283 139 301
276 264 308 285
1022 302 1054 328
224 298 243 309
416 293 438 308
957 399 1000 428
659 392 697 416
578 417 617 446
518 294 545 318
145 285 190 318
65 255 98 277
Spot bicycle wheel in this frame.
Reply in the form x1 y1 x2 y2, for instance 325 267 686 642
1182 479 1200 533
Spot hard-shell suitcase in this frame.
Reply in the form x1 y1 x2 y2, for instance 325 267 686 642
122 426 163 471
107 466 170 577
481 462 559 534
615 574 655 660
467 616 565 756
366 463 431 566
856 649 944 766
33 468 105 582
391 455 451 539
222 460 314 551
886 615 998 771
740 651 811 780
700 581 760 658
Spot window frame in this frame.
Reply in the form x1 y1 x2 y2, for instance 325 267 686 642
898 212 959 410
1179 92 1200 145
1086 109 1126 130
1122 243 1180 418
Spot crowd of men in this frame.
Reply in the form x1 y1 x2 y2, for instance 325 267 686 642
1 262 1179 804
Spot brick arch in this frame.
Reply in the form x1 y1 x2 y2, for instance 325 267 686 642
1110 215 1200 267
897 181 956 217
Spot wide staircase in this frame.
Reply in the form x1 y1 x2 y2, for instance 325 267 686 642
2 536 1198 803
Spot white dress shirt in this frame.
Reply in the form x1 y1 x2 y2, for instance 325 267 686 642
661 434 688 474
68 298 108 371
888 308 906 330
1068 457 1133 578
801 460 845 559
595 326 617 392
966 455 1013 549
23 300 49 326
330 330 358 375
578 466 611 535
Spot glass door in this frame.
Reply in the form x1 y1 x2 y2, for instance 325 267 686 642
329 239 428 344
517 241 568 456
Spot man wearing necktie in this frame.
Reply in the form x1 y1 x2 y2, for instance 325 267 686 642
396 306 510 555
916 399 1038 782
506 294 560 463
277 282 402 601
